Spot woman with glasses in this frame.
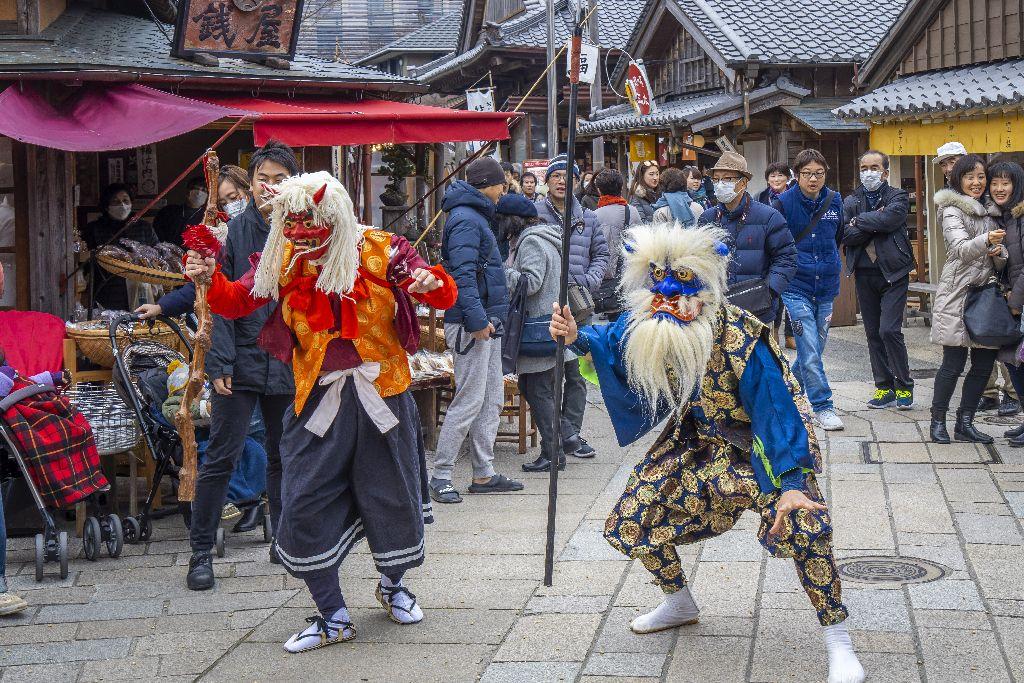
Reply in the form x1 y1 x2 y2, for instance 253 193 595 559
776 149 846 432
628 161 661 222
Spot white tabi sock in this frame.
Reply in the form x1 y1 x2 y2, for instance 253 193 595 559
378 575 423 625
629 586 700 634
823 622 865 683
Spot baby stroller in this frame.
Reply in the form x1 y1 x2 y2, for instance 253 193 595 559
0 373 115 581
109 313 271 557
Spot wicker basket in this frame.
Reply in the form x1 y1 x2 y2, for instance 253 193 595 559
67 322 183 368
96 252 186 288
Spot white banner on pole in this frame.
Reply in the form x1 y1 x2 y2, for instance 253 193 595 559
565 39 600 84
466 88 500 159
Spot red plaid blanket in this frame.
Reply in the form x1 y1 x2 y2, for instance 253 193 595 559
2 379 108 509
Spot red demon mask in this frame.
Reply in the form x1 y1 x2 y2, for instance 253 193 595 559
282 183 331 260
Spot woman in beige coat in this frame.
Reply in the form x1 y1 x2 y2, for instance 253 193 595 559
929 154 1007 444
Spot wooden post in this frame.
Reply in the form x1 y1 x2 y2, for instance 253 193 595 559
25 144 74 317
362 145 373 225
914 155 926 282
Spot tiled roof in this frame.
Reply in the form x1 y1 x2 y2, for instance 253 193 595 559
415 0 643 82
579 77 810 135
673 0 908 63
782 99 869 132
357 10 463 65
0 6 413 88
834 59 1024 120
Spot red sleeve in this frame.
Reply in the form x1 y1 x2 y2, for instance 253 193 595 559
412 264 458 310
205 267 268 319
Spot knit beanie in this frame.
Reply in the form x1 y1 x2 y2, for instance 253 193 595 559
545 153 580 182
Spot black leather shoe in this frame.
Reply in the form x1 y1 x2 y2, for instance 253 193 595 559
998 395 1021 417
232 503 265 533
1009 433 1024 447
1005 423 1024 438
954 409 993 444
930 408 950 444
186 551 214 591
522 456 567 472
977 396 999 412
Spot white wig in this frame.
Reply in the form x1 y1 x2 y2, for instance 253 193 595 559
618 222 729 306
252 171 363 299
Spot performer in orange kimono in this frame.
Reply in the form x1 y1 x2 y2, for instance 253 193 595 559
184 171 456 654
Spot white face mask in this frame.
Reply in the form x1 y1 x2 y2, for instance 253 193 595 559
713 180 740 204
860 170 885 192
224 198 248 219
108 202 131 221
190 190 209 208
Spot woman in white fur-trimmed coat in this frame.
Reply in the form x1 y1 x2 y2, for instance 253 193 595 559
929 154 1007 445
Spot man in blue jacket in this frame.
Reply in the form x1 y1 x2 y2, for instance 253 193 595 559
547 224 865 683
697 151 797 326
431 157 523 503
775 149 846 431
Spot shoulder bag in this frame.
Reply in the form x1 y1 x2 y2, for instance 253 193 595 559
965 277 1022 348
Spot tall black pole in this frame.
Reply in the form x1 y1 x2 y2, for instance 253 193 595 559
544 7 584 588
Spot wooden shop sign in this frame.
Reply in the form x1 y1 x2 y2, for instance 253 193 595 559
172 0 304 61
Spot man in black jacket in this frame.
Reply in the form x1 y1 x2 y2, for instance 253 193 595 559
140 141 298 590
841 150 916 410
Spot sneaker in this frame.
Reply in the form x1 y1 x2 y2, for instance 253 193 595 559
0 592 28 616
998 394 1021 417
186 550 215 591
221 503 242 521
283 614 356 653
571 437 596 458
376 583 424 625
895 389 914 410
429 479 462 504
815 409 845 431
977 396 999 412
867 389 896 409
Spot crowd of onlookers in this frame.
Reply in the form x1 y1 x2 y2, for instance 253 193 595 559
433 141 1024 503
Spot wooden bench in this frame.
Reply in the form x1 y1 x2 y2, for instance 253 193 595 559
907 281 937 326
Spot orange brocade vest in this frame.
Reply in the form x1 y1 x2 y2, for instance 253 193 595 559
279 230 412 414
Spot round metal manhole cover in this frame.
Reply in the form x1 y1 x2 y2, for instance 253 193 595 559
980 414 1020 426
837 556 949 586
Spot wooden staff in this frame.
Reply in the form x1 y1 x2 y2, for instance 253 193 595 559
174 151 219 502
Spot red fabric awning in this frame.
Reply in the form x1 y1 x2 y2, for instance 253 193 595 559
196 95 517 147
0 84 246 152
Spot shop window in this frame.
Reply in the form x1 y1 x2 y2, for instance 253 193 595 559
0 137 16 309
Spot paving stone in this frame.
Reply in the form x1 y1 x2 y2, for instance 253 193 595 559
878 441 930 462
0 662 82 682
493 613 602 662
525 594 612 614
480 662 582 683
874 421 923 442
908 579 985 611
131 628 250 656
157 648 227 677
534 560 627 597
955 513 1023 545
898 542 968 571
166 589 296 615
967 544 1024 600
918 627 1011 682
699 531 765 562
990 598 1024 617
592 607 678 655
1006 491 1024 517
688 560 761 619
840 588 912 632
994 615 1024 679
928 442 987 464
882 463 937 483
888 483 954 534
666 635 751 682
0 622 76 645
560 520 626 561
854 652 923 682
0 637 131 665
34 598 164 624
79 655 162 682
913 609 992 630
583 652 666 677
849 630 917 654
748 608 828 682
579 677 659 683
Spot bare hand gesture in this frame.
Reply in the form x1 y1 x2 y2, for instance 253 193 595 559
184 250 216 281
212 376 232 396
407 268 441 294
471 323 495 341
549 303 577 345
135 303 162 320
770 489 828 537
989 228 1006 246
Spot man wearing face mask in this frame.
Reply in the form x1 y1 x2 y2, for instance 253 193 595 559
82 183 159 311
841 150 915 410
154 177 207 246
697 151 797 327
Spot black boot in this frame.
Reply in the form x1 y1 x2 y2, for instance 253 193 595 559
929 408 950 444
1005 423 1024 438
232 502 265 533
953 409 993 444
186 551 214 591
521 455 567 472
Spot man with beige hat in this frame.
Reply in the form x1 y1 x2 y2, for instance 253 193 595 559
696 150 797 326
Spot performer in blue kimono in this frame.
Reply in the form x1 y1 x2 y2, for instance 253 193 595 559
549 224 865 683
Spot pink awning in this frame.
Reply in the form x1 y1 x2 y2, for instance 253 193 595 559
196 95 517 147
0 84 246 152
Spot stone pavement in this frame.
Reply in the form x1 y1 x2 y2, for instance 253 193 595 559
2 323 1024 682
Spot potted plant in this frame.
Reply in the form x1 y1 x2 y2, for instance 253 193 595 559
378 145 415 207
